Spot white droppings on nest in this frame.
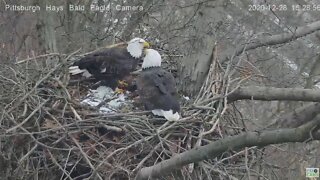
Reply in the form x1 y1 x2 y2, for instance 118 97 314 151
183 95 190 101
108 93 126 108
99 107 114 113
80 86 128 114
91 86 114 100
81 98 101 107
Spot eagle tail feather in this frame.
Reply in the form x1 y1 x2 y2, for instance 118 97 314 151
152 109 180 121
151 109 163 116
69 66 92 77
69 66 84 75
162 110 180 121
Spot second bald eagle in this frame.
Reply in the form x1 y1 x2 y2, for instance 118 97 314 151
69 38 150 89
136 49 180 121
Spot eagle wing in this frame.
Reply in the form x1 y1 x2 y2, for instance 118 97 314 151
137 68 179 112
71 45 140 88
75 47 137 78
157 70 177 96
151 70 177 96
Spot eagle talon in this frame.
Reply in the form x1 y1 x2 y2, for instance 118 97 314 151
118 80 128 87
115 87 125 94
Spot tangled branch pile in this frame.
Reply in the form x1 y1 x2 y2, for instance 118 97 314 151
0 51 257 180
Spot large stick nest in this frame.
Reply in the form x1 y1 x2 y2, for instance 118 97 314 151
0 50 253 180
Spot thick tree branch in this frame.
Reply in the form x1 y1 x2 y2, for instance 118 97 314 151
226 87 320 128
136 116 320 180
136 87 320 179
305 55 320 88
271 103 320 128
221 20 320 62
228 86 320 103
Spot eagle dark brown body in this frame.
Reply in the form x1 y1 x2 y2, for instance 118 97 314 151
136 67 180 114
72 44 141 89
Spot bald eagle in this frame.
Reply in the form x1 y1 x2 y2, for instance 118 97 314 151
69 38 150 90
136 49 180 121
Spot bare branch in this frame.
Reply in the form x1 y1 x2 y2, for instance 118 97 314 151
228 86 320 103
6 99 49 133
15 53 61 64
270 103 320 128
221 20 320 62
136 116 320 180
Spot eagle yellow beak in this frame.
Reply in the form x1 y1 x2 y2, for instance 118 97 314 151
143 41 150 48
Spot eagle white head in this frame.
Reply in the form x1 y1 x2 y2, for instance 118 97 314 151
142 49 162 69
127 38 150 58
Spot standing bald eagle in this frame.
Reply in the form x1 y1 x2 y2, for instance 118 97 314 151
69 38 150 90
136 49 180 121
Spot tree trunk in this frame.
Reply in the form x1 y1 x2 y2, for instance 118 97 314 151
178 1 224 96
35 0 58 68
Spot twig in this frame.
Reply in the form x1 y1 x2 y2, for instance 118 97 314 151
132 142 162 173
99 123 123 133
47 149 74 180
70 135 103 180
70 105 83 121
18 144 38 164
6 99 49 133
15 53 62 64
6 64 61 114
